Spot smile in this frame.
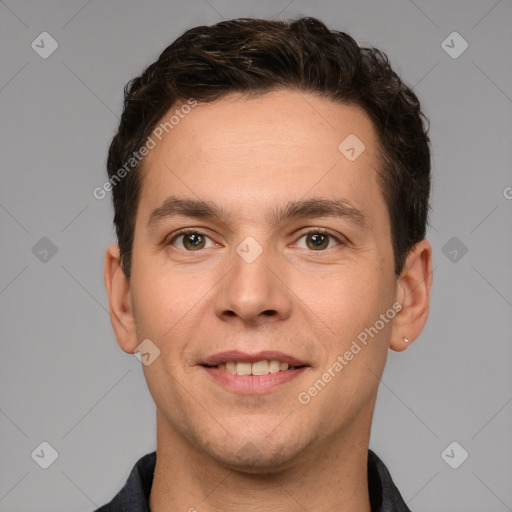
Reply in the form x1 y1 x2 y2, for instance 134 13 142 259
206 359 299 376
199 350 310 394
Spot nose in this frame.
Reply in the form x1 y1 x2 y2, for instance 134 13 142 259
215 240 292 325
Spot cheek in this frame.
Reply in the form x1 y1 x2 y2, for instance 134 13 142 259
301 267 386 335
297 272 394 418
132 278 173 337
130 249 207 339
304 272 395 388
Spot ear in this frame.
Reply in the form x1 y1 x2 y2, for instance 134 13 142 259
390 239 433 352
104 243 138 353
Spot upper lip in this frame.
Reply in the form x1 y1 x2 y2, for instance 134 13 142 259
200 350 309 367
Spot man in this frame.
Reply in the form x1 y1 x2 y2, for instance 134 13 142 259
98 16 432 512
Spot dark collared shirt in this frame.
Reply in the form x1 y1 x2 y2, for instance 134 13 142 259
94 449 412 511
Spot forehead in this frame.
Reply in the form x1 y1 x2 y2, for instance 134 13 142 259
138 90 386 228
146 90 379 164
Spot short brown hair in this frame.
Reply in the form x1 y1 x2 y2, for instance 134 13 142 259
107 16 431 279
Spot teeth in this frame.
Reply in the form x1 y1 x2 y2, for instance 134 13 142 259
251 360 269 375
220 359 294 376
269 360 280 373
236 362 252 376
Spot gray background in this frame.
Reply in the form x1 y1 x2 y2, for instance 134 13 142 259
1 0 511 511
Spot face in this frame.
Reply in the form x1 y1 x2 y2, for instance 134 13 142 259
119 90 402 471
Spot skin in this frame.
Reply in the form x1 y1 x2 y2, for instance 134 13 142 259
104 89 433 512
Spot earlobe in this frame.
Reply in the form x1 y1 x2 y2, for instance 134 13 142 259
104 243 138 353
389 239 433 352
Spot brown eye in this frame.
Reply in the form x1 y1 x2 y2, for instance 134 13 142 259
306 232 329 250
182 233 205 250
169 231 215 251
294 230 343 251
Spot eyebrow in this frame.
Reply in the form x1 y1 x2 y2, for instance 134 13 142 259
147 195 369 231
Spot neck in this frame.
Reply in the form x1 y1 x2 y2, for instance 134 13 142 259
149 411 373 512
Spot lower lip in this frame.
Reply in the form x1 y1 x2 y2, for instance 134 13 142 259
201 366 308 394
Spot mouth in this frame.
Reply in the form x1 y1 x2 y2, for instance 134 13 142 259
199 350 310 394
201 359 307 376
200 350 309 373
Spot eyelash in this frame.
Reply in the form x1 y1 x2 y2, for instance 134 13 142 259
166 227 345 251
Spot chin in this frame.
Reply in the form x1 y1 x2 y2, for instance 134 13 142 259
206 430 311 475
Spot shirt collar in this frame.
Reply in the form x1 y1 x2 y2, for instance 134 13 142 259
95 449 411 511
